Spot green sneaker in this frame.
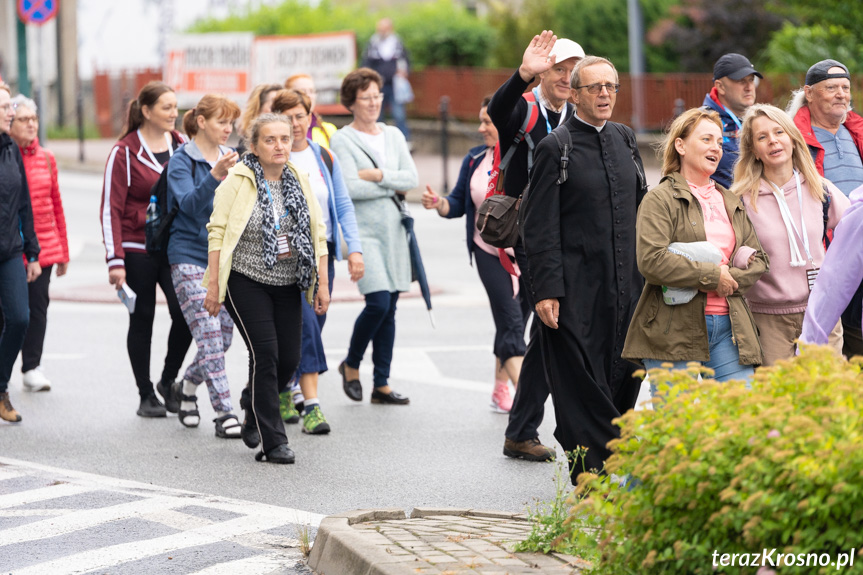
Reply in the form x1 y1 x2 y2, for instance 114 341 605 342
302 405 331 435
279 391 300 424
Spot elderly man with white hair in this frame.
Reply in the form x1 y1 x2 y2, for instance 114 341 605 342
789 59 863 357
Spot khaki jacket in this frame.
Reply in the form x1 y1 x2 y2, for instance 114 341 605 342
622 172 768 366
203 162 328 305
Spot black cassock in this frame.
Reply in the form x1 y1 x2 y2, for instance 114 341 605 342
521 117 646 480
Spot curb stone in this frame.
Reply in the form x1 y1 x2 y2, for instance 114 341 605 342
307 508 586 575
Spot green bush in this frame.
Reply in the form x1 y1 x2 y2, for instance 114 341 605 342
761 23 863 76
564 346 863 574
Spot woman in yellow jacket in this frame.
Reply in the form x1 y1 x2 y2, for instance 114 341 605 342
203 113 329 464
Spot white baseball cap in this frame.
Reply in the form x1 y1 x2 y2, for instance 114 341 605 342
550 39 585 63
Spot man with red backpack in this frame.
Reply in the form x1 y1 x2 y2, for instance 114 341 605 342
487 31 584 462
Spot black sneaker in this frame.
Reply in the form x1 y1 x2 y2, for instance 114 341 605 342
255 443 295 464
137 393 167 418
156 379 179 414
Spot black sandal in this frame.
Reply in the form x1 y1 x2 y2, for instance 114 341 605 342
173 381 199 428
213 413 242 438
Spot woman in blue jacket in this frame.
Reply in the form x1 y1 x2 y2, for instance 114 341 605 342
271 89 363 433
421 98 529 413
165 94 242 437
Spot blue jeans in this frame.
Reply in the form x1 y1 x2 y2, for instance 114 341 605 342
0 256 30 392
346 291 399 388
643 314 754 391
380 83 410 141
297 248 336 376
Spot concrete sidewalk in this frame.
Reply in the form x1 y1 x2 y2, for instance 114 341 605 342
308 508 586 575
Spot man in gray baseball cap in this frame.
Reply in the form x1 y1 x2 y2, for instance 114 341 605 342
701 53 763 188
789 58 863 358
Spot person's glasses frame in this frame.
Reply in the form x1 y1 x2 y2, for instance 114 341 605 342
356 93 385 103
575 83 621 95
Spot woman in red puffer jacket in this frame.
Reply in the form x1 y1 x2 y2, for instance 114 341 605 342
9 95 69 392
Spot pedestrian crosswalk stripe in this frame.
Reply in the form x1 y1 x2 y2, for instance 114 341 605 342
0 457 323 574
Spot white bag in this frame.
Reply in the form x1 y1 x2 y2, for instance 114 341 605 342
393 75 414 104
662 241 723 305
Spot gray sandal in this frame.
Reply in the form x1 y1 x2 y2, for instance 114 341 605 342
214 414 242 439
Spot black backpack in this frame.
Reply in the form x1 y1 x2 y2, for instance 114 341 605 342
145 160 195 256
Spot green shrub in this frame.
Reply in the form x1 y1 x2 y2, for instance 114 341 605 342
394 0 494 69
563 346 863 574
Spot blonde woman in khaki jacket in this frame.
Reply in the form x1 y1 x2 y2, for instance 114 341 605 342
622 108 768 384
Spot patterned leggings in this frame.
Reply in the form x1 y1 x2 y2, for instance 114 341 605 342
171 264 234 412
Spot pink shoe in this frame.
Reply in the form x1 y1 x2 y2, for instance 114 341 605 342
490 380 513 413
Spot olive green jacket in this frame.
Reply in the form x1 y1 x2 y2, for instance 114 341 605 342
622 172 768 366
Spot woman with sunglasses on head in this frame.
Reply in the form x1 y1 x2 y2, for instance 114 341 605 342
732 104 849 365
0 83 41 423
270 89 363 432
8 95 68 393
99 81 193 418
284 74 338 149
165 94 243 437
203 113 329 463
330 68 418 406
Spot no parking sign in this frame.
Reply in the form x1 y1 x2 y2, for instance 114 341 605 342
18 0 58 25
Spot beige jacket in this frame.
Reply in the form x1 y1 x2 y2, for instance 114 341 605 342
203 162 327 304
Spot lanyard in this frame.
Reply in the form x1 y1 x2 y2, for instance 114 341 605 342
768 171 813 267
264 181 288 232
532 88 566 134
720 104 743 132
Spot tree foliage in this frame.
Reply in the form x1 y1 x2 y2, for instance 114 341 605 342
650 0 784 73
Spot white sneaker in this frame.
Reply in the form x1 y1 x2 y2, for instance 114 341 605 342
22 368 51 392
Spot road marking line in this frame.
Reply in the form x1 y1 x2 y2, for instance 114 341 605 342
11 513 301 575
1 495 183 545
0 483 90 509
187 553 302 575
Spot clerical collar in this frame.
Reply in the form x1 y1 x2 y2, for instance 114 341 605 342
574 111 606 132
535 86 565 114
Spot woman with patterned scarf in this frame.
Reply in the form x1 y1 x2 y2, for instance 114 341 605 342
203 113 329 464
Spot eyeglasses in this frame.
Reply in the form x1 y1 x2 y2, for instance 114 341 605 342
14 115 38 124
356 93 384 103
282 112 308 124
575 83 620 95
0 103 14 112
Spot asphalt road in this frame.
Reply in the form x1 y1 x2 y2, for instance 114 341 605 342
2 169 566 518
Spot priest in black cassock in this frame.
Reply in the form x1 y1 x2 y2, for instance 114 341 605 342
520 55 647 483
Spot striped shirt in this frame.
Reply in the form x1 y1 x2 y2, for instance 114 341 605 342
813 125 863 196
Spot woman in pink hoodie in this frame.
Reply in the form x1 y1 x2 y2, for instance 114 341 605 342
733 104 849 365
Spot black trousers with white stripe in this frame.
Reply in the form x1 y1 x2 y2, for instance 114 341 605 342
224 272 302 453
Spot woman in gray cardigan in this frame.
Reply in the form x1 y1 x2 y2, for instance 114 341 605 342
330 68 418 405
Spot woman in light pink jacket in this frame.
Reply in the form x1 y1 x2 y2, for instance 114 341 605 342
733 104 849 365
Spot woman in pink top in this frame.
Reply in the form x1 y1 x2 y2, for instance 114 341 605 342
733 104 849 365
421 98 529 413
622 108 767 384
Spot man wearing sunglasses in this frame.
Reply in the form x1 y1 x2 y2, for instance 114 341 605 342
520 55 647 484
